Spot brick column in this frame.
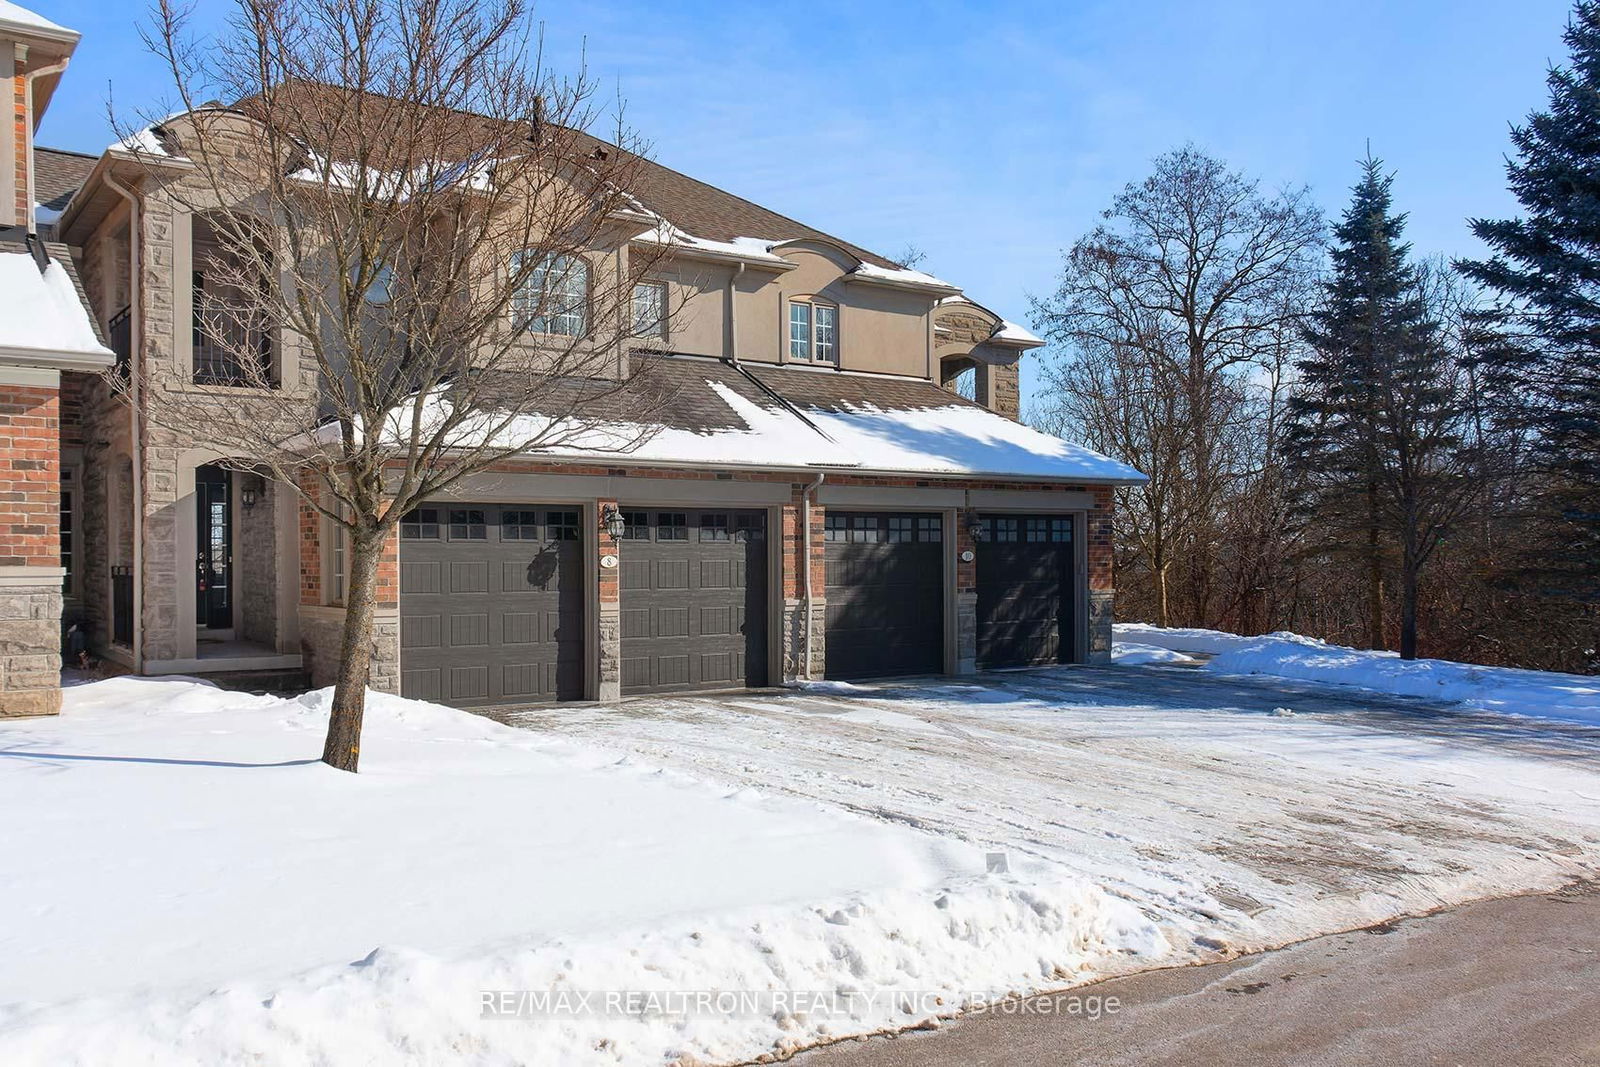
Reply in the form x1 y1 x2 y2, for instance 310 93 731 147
955 509 978 674
595 498 621 701
780 486 826 682
9 61 26 229
294 480 400 694
0 380 63 716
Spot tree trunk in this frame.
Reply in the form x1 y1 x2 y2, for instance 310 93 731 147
321 529 386 773
1366 481 1385 650
1399 556 1419 661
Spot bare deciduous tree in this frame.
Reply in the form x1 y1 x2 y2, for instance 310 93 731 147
124 0 682 770
1030 146 1323 627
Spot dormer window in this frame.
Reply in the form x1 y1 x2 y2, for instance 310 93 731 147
632 280 665 339
788 298 838 364
513 252 589 337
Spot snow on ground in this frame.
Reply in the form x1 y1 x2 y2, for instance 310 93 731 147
1114 622 1261 656
1111 641 1200 666
506 667 1600 1003
0 677 1160 1066
1119 622 1600 726
1208 633 1600 726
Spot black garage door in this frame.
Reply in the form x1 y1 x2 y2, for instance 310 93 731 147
400 505 584 706
976 514 1077 669
824 511 945 679
618 509 768 695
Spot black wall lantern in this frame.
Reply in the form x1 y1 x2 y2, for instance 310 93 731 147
241 474 266 509
600 504 628 540
967 517 986 542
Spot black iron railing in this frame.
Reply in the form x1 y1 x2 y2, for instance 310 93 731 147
108 305 132 375
111 565 133 646
193 301 273 386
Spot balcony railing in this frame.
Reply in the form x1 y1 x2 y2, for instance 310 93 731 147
193 301 274 386
108 305 132 375
111 565 133 647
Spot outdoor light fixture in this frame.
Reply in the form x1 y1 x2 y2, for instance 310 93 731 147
967 518 986 542
601 505 628 540
241 475 265 510
241 487 257 509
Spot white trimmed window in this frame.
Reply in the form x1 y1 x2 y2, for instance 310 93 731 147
632 281 666 339
787 298 838 364
513 252 589 336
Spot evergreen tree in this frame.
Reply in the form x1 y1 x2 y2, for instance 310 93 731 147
1289 157 1477 658
1458 0 1600 600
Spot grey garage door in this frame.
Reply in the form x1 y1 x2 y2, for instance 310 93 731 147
824 511 945 680
399 505 584 706
976 514 1077 669
618 509 768 695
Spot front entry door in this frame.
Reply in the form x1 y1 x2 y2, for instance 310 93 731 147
195 465 233 630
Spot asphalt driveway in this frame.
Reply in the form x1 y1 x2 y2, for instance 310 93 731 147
495 664 1600 962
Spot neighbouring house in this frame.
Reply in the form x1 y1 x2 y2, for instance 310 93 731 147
0 2 113 716
3 3 1145 716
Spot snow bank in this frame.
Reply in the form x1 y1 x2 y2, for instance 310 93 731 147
1112 641 1199 666
1113 623 1263 656
1207 633 1600 725
0 677 1164 1065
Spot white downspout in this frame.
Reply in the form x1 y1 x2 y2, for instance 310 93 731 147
801 471 824 679
103 172 144 671
22 57 68 234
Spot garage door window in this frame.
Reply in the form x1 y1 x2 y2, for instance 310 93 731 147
917 516 942 542
700 514 730 542
620 510 650 539
990 517 1019 542
887 516 914 542
547 510 580 541
735 514 764 542
657 512 688 540
401 508 440 540
851 515 881 543
449 509 487 540
501 510 540 539
824 514 847 541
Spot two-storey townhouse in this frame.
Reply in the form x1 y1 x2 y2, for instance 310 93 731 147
0 2 113 716
12 7 1144 715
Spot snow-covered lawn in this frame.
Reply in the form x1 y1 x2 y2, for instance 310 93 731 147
1116 623 1600 725
0 677 1155 1066
5 663 1600 1065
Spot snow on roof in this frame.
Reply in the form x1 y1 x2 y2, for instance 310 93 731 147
0 0 75 38
367 372 1145 484
633 221 792 266
991 319 1043 346
0 254 113 360
847 260 959 292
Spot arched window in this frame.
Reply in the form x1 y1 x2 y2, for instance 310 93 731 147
513 252 589 336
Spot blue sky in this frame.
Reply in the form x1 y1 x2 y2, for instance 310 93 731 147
35 0 1572 400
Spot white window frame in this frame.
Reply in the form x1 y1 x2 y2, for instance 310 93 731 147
787 297 839 364
513 251 589 337
327 506 347 606
632 280 667 340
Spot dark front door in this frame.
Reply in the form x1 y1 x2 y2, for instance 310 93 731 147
824 511 945 679
976 514 1077 669
399 505 585 706
195 464 232 629
618 509 768 695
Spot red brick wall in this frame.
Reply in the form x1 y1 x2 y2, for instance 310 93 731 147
0 384 60 568
298 476 322 605
10 73 26 229
58 372 87 452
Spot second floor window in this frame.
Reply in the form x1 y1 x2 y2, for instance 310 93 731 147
788 298 838 364
513 252 589 337
633 281 665 339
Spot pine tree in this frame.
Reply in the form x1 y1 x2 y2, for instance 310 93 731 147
1288 157 1477 658
1458 0 1600 600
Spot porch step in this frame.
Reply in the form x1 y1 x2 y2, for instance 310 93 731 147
203 668 314 698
